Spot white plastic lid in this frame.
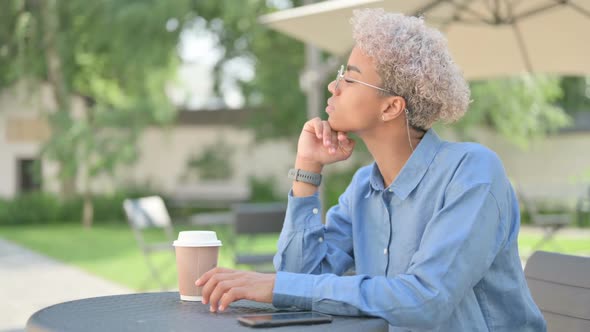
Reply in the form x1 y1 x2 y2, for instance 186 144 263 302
173 231 222 247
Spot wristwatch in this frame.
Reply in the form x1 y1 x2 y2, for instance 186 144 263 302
288 168 322 186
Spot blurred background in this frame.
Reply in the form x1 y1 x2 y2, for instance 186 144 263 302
0 1 589 330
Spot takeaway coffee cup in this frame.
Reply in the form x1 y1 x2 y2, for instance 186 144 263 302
173 231 222 301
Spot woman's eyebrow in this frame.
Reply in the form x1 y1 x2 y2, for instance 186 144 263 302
346 65 362 74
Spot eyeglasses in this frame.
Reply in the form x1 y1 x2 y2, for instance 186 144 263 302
334 65 393 94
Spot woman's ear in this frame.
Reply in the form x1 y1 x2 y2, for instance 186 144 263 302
381 96 406 121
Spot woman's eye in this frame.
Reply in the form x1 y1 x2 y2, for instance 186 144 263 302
344 78 355 84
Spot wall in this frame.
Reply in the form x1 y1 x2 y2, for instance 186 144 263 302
114 125 297 196
0 82 47 198
0 81 88 198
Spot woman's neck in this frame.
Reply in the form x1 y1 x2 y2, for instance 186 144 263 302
360 125 423 188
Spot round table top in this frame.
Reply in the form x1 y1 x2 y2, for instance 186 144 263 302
26 292 388 332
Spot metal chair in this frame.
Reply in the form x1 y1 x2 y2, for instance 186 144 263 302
232 202 286 271
123 196 175 290
524 251 590 331
518 190 571 252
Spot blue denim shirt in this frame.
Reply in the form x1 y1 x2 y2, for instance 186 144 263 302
272 129 546 331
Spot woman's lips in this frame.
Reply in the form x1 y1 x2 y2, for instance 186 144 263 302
326 98 335 113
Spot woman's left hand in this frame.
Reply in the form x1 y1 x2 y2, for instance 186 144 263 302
195 267 276 312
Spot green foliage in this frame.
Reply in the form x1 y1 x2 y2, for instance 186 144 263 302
0 0 197 198
241 24 308 140
248 176 284 203
1 0 252 226
0 192 61 225
577 193 590 227
324 164 363 209
454 75 571 148
192 0 309 140
0 186 160 225
558 76 590 113
184 139 234 181
0 0 309 195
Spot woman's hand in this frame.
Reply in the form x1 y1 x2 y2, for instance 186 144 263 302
195 267 275 313
296 117 355 168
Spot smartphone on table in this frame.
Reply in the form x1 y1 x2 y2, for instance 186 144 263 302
237 311 333 328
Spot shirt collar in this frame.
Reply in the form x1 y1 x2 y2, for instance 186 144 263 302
367 129 443 200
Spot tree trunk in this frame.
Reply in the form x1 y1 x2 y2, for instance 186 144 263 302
40 0 76 197
81 156 94 228
82 190 94 229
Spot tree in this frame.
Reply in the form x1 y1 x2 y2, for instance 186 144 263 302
240 12 308 140
558 76 590 113
454 75 571 149
176 0 309 140
0 0 305 227
1 0 195 227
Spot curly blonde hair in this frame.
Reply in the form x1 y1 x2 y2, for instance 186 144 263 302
351 8 470 130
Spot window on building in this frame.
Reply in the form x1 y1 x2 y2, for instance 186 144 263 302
18 159 42 193
6 117 51 143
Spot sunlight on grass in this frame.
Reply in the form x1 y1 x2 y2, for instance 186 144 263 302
517 233 590 258
0 223 278 291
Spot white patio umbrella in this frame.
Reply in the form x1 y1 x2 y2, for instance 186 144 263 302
260 0 590 80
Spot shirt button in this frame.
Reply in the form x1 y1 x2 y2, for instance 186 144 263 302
312 208 319 214
388 188 393 192
383 248 388 255
318 237 323 243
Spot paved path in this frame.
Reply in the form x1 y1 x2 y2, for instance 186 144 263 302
0 238 131 332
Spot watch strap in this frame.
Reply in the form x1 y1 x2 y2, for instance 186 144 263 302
288 168 322 186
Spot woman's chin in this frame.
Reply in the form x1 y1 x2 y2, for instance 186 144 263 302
327 116 350 132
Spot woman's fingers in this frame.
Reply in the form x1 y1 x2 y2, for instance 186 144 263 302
330 130 338 154
301 118 352 160
196 267 235 287
337 132 348 142
312 118 323 139
199 271 275 312
339 136 355 154
208 278 243 312
322 121 332 147
218 287 247 312
197 268 238 305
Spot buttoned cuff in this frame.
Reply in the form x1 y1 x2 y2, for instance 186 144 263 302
285 189 323 232
272 271 314 310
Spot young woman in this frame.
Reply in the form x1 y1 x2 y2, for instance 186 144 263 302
196 8 546 331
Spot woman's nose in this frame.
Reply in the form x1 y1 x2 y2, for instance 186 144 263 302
327 80 339 95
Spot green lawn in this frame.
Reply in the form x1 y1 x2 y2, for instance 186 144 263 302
1 224 588 291
0 223 278 291
517 233 590 257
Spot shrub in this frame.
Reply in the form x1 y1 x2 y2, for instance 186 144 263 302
0 185 161 225
324 165 362 210
576 206 590 228
0 192 61 225
248 176 284 203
